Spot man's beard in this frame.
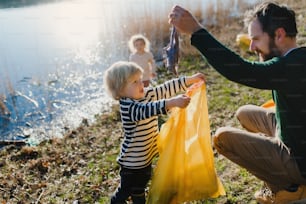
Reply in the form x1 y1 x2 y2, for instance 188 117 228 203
260 39 282 61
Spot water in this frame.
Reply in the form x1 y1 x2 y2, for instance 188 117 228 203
0 0 257 144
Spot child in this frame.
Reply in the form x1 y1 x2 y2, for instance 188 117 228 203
128 34 156 87
103 61 205 204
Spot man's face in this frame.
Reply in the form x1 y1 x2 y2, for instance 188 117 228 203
248 19 281 61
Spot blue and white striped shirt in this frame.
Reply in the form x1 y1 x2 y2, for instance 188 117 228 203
118 77 188 169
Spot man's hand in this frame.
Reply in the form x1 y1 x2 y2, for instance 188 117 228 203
168 5 203 35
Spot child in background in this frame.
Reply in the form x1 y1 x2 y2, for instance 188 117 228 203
103 61 205 204
128 34 156 87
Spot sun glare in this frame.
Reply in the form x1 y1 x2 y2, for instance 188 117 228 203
50 0 101 49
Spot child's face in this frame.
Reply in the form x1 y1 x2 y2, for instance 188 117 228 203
134 40 145 52
120 72 145 99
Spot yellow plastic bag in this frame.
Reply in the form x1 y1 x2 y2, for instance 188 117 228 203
236 33 251 52
147 82 225 204
261 99 275 109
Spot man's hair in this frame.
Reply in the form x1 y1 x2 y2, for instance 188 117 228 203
244 2 297 38
103 61 143 100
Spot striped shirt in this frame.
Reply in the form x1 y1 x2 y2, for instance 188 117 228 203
118 77 188 169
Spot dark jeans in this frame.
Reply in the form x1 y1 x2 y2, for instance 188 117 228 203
110 165 152 204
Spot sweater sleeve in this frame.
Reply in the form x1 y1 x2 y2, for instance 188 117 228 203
129 100 167 122
191 29 306 90
146 77 188 100
120 99 167 122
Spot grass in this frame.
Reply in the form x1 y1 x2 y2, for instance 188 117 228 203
0 0 305 203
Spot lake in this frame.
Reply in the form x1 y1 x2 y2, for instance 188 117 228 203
0 0 257 144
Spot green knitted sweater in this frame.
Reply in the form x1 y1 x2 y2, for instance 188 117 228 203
191 28 306 178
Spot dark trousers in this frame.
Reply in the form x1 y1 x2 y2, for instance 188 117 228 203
110 165 152 204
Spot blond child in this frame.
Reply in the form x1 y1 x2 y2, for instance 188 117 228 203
128 34 156 87
103 61 204 204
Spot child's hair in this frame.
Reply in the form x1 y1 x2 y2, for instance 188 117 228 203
103 61 143 100
128 34 151 53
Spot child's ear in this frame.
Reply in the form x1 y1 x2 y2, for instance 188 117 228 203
118 91 123 98
118 88 126 98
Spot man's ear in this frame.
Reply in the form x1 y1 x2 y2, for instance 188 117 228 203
274 27 286 41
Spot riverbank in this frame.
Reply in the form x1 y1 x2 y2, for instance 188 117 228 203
1 60 269 203
1 0 306 203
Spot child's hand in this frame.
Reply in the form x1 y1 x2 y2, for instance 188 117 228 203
165 94 191 109
186 73 206 86
151 72 157 78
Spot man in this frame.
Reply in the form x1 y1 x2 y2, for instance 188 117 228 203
169 2 306 204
